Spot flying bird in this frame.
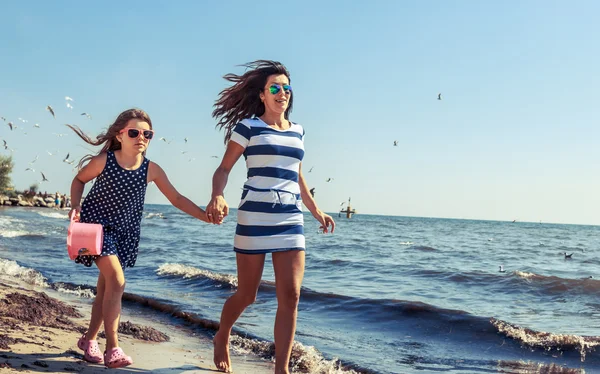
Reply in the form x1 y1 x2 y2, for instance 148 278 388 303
30 155 38 164
184 137 188 143
309 187 315 197
65 96 74 101
46 105 55 118
326 178 333 182
18 118 27 123
437 93 442 100
66 102 74 109
210 155 219 158
0 117 5 121
41 172 49 182
2 140 7 150
62 153 71 163
393 140 398 146
25 167 35 172
34 123 40 128
7 122 13 130
81 113 92 119
308 166 314 173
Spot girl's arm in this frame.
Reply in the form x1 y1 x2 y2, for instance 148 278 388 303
148 162 209 223
205 141 245 224
69 153 107 220
298 163 336 233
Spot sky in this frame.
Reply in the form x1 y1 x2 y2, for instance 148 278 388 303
1 1 599 225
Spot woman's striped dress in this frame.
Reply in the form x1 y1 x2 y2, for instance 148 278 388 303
229 117 305 254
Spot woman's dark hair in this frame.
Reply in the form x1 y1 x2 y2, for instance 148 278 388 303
66 108 152 169
213 60 293 143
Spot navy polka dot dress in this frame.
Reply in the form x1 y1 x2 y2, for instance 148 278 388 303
75 151 149 269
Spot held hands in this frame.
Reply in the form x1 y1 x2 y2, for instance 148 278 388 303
68 206 81 221
205 195 229 224
314 210 335 233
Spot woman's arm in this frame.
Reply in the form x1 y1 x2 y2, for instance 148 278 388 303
298 163 335 233
205 141 245 224
69 153 107 220
148 162 209 223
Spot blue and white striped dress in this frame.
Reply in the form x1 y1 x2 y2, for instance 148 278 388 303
229 117 305 254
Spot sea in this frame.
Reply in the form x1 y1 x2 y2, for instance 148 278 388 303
1 205 599 374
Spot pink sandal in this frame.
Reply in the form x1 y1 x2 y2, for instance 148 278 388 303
77 334 103 363
104 347 133 369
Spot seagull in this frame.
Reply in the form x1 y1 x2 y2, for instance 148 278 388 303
47 151 54 156
188 157 196 162
46 105 55 118
25 167 35 172
30 155 38 164
65 96 74 101
159 137 172 144
66 102 73 109
2 140 7 150
499 265 506 273
0 117 5 121
437 93 442 100
340 201 346 207
18 118 27 123
53 133 67 137
62 153 71 163
393 140 398 146
34 123 40 128
309 187 315 197
184 137 188 143
564 252 573 259
7 122 13 130
308 166 314 173
41 172 49 182
326 178 333 182
210 155 219 158
81 113 92 119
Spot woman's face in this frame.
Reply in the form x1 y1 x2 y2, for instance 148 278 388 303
259 74 291 116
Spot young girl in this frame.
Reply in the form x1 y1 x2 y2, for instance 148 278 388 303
206 61 335 374
68 108 213 368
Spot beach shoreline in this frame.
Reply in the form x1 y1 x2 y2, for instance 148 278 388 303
0 277 275 373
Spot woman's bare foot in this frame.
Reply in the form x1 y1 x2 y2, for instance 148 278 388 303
213 331 232 373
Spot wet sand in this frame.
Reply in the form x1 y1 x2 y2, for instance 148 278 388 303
0 278 274 373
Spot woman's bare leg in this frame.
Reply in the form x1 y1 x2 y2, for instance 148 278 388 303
272 250 305 374
95 256 126 352
214 253 266 372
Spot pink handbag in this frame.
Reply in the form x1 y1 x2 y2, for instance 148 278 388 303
67 214 103 260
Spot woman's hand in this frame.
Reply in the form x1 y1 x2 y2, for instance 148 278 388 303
69 206 81 221
314 210 335 233
206 195 228 224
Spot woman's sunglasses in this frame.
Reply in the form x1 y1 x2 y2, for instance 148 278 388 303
120 128 154 140
268 84 292 95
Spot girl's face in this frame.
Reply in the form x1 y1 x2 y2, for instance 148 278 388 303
259 74 291 116
116 119 153 153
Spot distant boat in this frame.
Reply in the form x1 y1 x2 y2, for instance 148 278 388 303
339 197 357 218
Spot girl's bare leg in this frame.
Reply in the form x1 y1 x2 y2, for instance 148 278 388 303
85 272 106 340
95 255 126 352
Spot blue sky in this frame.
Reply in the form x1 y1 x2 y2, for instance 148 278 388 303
1 1 599 225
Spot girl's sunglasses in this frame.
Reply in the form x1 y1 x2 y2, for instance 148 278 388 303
120 128 154 140
268 84 292 95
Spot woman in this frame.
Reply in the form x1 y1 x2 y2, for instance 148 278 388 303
206 60 335 374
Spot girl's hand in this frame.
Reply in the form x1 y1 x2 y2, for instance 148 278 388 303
69 206 81 221
206 195 228 224
314 210 335 233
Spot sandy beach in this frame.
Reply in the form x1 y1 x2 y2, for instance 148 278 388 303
0 277 275 373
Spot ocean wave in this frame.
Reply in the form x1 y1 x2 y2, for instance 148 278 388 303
514 270 599 293
230 336 371 374
409 245 436 251
0 230 39 238
51 282 96 298
0 258 49 287
144 212 167 219
156 263 238 287
491 318 600 362
35 211 68 219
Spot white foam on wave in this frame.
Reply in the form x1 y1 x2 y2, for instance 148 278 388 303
36 211 68 219
0 258 49 287
0 230 33 238
156 263 238 287
515 271 538 279
0 215 40 238
230 336 359 374
491 318 600 362
54 285 95 298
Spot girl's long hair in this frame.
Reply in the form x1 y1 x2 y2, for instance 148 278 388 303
213 60 293 143
66 108 153 169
